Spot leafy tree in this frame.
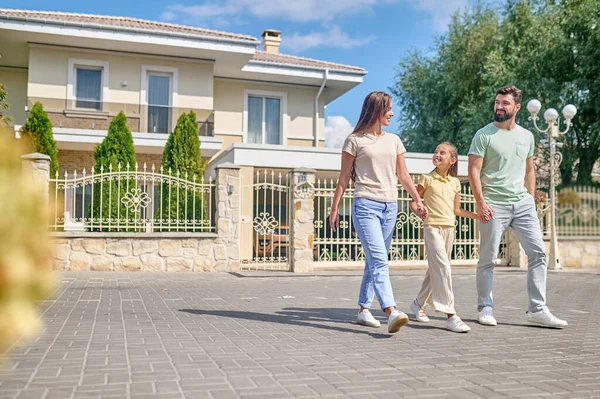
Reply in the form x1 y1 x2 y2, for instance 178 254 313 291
0 83 11 126
391 0 600 184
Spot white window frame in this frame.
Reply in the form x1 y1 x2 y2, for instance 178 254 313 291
243 89 287 145
67 58 110 112
141 65 178 134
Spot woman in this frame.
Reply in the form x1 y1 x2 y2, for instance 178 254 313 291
329 91 427 333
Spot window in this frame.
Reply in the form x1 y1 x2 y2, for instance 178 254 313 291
147 74 171 134
245 90 286 145
75 67 102 110
141 65 178 134
67 59 109 112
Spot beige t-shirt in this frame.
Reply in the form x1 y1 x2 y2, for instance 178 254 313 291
342 132 406 202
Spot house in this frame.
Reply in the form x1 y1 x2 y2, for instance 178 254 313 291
0 8 368 170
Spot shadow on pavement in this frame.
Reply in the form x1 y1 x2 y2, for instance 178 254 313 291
179 307 399 339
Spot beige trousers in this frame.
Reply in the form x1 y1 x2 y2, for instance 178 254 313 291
416 225 456 315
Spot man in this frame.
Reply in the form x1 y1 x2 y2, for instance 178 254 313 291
468 85 567 328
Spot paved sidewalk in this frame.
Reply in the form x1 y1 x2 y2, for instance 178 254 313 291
1 269 599 398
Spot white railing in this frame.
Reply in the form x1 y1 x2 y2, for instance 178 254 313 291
49 163 215 233
313 178 506 266
555 186 600 236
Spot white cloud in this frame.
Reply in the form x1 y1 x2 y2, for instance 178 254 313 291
325 116 353 148
161 0 468 51
163 0 381 24
160 11 176 22
410 0 469 31
282 26 374 52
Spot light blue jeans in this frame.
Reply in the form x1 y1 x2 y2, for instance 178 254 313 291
353 197 398 311
477 194 547 313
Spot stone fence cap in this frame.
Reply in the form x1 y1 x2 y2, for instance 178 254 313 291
21 153 51 161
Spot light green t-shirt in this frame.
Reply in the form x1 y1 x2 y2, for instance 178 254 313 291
468 123 535 205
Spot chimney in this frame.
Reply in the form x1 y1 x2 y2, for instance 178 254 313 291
261 29 281 54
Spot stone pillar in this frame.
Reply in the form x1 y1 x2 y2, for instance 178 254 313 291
506 227 527 268
290 168 316 273
215 163 241 272
21 153 51 205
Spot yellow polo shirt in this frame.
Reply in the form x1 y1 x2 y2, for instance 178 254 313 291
419 171 461 227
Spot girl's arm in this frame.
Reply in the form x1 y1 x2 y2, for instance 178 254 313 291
409 185 426 214
329 151 355 232
397 154 428 219
453 192 478 219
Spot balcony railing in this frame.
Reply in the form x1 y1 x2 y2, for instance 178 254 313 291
26 98 214 136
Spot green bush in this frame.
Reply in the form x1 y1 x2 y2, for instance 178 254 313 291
19 102 59 177
89 112 138 231
157 111 207 231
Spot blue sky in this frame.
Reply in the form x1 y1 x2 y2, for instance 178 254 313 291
5 0 485 146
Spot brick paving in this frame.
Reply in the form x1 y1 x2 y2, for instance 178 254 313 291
1 268 599 398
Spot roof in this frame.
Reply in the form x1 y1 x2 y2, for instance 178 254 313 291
0 8 366 74
251 51 366 74
0 9 258 43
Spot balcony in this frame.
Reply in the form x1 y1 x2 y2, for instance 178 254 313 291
19 98 222 157
25 98 214 136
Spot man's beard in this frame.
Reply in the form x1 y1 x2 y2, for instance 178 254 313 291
494 111 513 122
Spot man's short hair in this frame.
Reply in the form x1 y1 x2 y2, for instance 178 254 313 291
496 85 522 105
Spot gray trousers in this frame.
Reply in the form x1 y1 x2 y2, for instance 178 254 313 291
477 195 547 313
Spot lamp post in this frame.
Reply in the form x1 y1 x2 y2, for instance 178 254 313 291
526 99 577 270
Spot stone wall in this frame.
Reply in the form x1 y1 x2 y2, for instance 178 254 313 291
47 112 140 132
549 239 600 269
58 151 164 176
51 234 229 272
290 168 316 273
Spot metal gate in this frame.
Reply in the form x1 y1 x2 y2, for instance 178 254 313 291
240 169 291 271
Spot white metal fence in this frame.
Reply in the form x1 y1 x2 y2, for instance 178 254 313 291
49 163 215 232
555 186 600 236
313 178 506 266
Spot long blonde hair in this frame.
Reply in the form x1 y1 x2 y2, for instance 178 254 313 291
350 91 393 181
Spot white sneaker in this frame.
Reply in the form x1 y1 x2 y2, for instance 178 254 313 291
356 309 381 328
527 307 568 329
409 300 430 323
478 306 497 326
387 310 409 333
446 315 471 333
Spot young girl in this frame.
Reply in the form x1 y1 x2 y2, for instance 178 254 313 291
330 91 427 334
409 142 477 333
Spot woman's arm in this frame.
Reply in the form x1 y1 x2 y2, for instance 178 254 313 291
397 154 428 219
329 151 355 232
409 184 426 214
453 192 478 219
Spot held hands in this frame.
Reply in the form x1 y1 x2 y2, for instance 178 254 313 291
478 202 494 224
415 202 428 220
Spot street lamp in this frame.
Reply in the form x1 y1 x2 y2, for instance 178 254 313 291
526 99 577 270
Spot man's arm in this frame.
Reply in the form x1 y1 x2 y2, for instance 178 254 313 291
525 156 535 196
468 154 494 223
468 155 486 205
